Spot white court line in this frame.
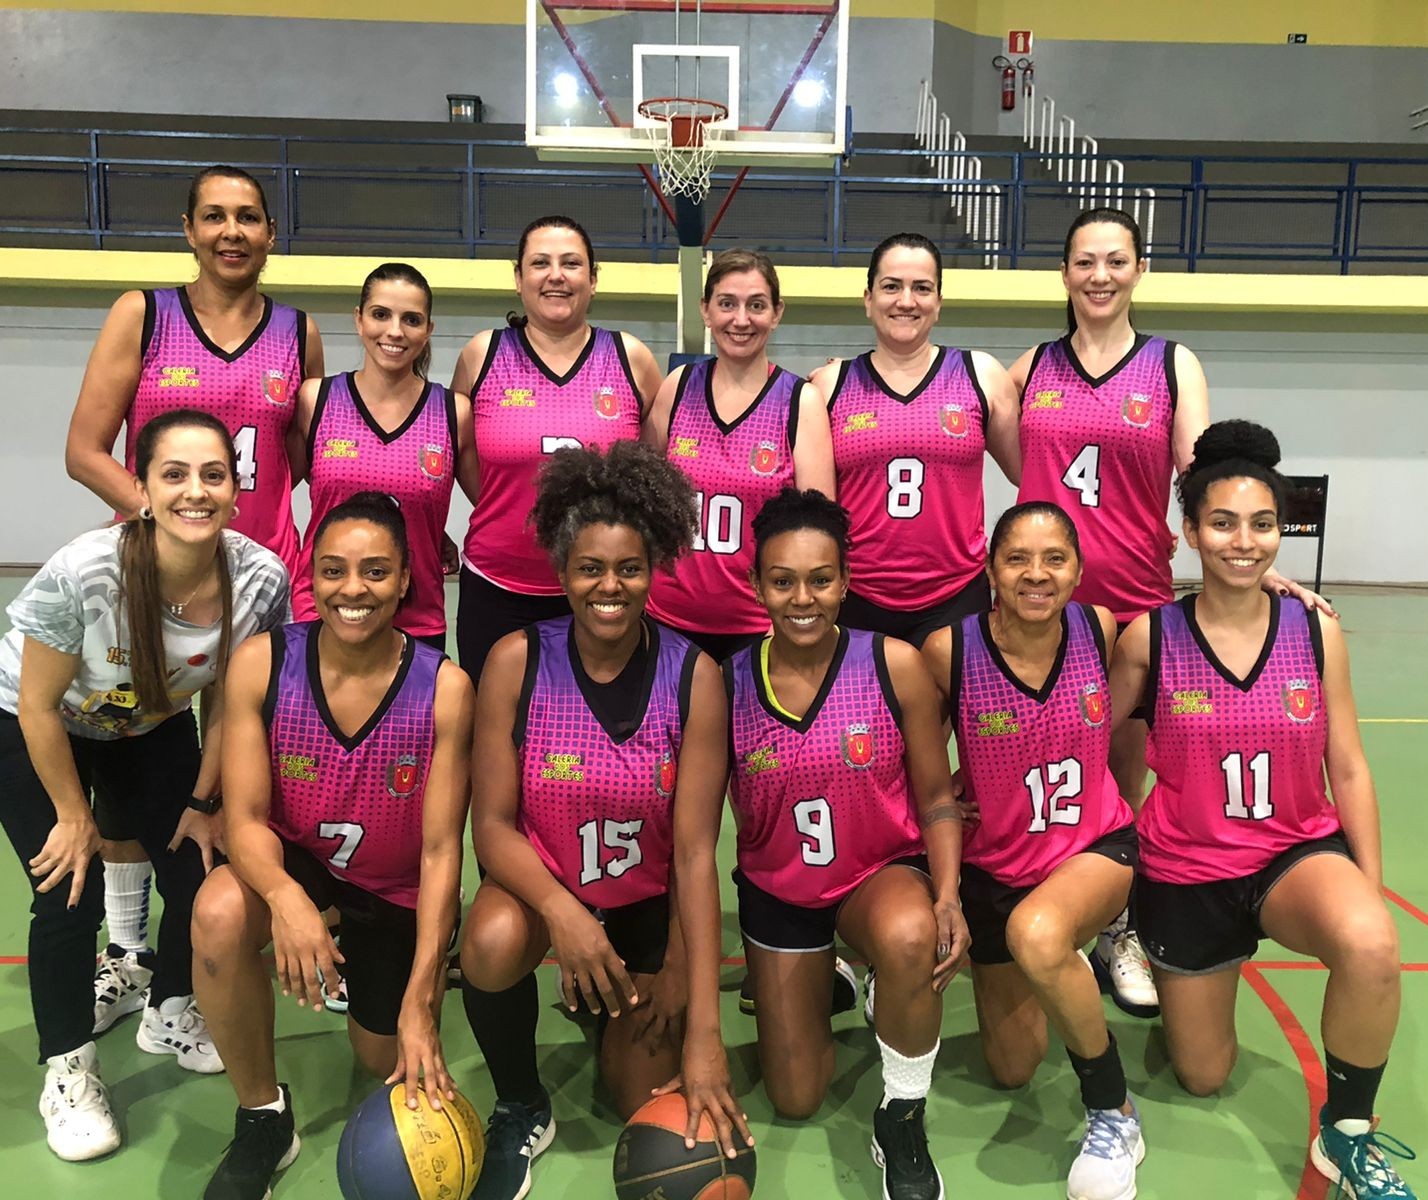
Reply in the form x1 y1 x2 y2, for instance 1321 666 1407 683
1359 718 1428 724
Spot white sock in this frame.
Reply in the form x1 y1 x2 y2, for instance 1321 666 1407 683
1333 1118 1372 1137
103 860 153 953
877 1035 939 1105
245 1090 286 1115
157 994 191 1019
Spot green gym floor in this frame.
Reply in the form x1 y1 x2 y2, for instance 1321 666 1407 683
0 583 1423 1200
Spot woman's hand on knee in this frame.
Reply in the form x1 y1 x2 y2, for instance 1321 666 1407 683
933 894 971 992
630 963 686 1049
168 808 224 875
30 816 101 908
546 896 637 1017
389 1000 455 1112
268 883 344 1009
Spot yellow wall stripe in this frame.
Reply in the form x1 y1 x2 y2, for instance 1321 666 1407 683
1 1 1424 44
4 248 1425 314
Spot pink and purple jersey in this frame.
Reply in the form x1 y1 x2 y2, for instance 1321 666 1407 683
127 287 306 570
648 360 799 636
828 349 989 608
953 604 1132 888
726 628 922 906
516 617 696 908
292 374 457 637
462 327 642 595
1139 595 1339 884
1017 335 1177 621
265 622 444 909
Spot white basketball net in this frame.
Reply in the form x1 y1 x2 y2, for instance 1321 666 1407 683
639 98 727 202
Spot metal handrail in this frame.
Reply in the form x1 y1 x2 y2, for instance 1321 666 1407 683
3 134 1426 271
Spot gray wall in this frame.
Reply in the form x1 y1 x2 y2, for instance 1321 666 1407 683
4 292 1423 583
4 8 1421 141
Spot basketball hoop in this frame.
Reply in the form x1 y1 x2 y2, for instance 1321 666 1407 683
638 97 729 201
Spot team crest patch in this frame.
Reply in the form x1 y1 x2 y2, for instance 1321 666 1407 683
1080 683 1106 727
1283 680 1315 723
420 443 446 479
593 387 620 419
939 403 969 437
387 753 419 797
1122 393 1152 427
263 369 290 407
656 752 677 798
750 440 780 475
841 723 874 768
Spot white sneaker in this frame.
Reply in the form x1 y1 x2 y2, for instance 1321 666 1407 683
863 965 877 1026
136 996 225 1074
93 943 153 1036
1068 1100 1145 1200
1092 930 1160 1017
40 1041 121 1161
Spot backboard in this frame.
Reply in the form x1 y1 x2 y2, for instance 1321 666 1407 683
526 0 849 167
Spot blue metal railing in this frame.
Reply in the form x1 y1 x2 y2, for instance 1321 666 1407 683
2 126 1425 272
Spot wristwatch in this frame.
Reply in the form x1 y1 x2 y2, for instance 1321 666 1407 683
187 794 222 815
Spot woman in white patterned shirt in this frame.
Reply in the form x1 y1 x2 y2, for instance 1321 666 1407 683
0 408 289 1163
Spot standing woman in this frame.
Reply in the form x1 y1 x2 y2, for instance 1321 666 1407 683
291 262 479 650
1010 207 1207 1016
645 248 835 662
450 215 662 684
0 410 289 1161
728 488 968 1200
921 502 1143 1200
64 165 323 1030
192 493 474 1200
809 232 1020 648
1109 421 1415 1199
460 443 749 1200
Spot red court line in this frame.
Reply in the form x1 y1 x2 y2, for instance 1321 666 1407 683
1384 887 1428 928
1242 963 1328 1200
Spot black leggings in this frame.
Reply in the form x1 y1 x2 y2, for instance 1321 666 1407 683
456 566 570 687
0 709 208 1061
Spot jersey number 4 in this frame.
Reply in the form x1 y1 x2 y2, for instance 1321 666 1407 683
578 818 645 885
233 424 258 491
1024 758 1084 832
1061 444 1101 507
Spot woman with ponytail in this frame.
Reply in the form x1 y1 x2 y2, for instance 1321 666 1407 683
1110 420 1417 1199
291 262 480 650
0 409 289 1162
449 216 662 685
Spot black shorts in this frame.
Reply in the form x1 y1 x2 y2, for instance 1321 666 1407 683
281 839 417 1036
961 823 1139 966
595 891 670 977
456 566 570 686
841 574 991 649
660 625 761 665
1135 831 1352 975
734 855 930 953
90 709 201 842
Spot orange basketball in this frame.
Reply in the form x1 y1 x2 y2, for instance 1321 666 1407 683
612 1093 756 1200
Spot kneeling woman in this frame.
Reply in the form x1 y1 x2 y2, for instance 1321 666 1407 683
460 442 748 1200
727 487 968 1200
921 501 1142 1200
192 493 475 1200
1111 421 1415 1199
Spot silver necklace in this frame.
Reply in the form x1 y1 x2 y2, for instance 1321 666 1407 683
164 575 209 618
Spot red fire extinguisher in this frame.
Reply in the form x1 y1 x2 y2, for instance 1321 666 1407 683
994 55 1016 111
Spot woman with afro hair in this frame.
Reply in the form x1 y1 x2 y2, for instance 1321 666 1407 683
457 441 752 1200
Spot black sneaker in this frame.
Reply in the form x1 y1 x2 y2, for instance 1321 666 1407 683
871 1098 944 1200
204 1084 300 1200
739 957 858 1017
473 1093 555 1200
